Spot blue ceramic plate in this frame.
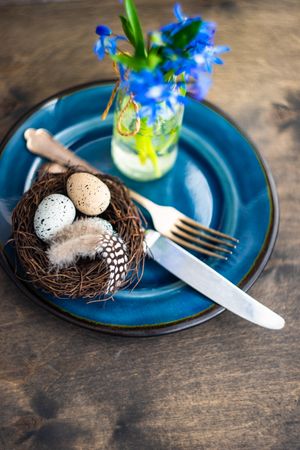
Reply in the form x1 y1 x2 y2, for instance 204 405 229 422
0 81 279 336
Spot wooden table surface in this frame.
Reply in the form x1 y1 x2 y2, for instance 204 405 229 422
0 1 299 449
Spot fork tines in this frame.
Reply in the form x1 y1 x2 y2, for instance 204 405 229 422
170 215 239 260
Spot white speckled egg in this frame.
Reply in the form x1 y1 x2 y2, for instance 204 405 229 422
66 172 111 216
94 218 114 234
34 194 76 241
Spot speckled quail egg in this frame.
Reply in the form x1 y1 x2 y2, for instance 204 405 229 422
66 172 111 216
34 193 76 241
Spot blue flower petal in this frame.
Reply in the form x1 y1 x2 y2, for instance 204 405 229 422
173 3 185 22
213 56 224 65
95 25 112 36
106 35 127 55
160 22 181 35
94 37 105 60
177 95 187 104
214 45 230 54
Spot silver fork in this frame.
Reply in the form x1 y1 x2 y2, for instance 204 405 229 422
24 128 238 260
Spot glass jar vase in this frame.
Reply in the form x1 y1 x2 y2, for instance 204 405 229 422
111 88 184 181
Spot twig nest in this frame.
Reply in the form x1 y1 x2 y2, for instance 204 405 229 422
11 168 145 299
66 172 111 216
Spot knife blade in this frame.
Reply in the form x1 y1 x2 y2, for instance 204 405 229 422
145 230 285 330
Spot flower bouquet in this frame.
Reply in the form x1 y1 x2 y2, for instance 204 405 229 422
94 1 229 181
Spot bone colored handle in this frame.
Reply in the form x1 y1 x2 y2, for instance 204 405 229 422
24 128 98 175
24 128 156 212
38 162 68 179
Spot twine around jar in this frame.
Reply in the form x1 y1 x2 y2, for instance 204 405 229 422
116 94 141 137
101 62 141 137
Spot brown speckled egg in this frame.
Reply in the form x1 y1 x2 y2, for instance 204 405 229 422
66 172 111 216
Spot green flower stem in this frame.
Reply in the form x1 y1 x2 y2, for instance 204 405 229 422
134 133 148 165
135 131 160 176
156 131 178 155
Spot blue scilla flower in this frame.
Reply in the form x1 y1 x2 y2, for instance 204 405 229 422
188 21 216 53
194 45 230 73
94 25 112 60
94 24 126 60
162 49 197 76
129 69 185 124
159 5 225 78
160 3 201 38
162 42 229 78
171 3 215 48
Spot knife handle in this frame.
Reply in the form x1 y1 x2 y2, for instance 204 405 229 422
24 128 98 174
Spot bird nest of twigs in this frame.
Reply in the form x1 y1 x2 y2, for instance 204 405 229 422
11 168 145 299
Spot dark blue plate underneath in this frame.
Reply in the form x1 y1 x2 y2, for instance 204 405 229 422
0 81 279 336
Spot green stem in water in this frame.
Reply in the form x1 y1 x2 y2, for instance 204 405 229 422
155 130 178 155
135 133 148 165
135 133 160 176
134 119 160 176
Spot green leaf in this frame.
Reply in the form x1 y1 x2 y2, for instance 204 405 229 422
147 47 162 69
163 69 175 82
171 19 202 49
111 53 147 71
119 15 136 48
147 53 161 69
149 31 165 47
124 0 147 58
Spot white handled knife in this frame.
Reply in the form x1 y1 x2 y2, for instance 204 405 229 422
145 230 285 330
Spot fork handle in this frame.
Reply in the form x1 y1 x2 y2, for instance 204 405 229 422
24 128 156 211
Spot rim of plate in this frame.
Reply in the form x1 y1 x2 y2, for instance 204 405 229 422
0 80 280 337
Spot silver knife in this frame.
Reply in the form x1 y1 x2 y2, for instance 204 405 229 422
145 230 285 330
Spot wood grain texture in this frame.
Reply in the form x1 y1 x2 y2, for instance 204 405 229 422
0 1 299 449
